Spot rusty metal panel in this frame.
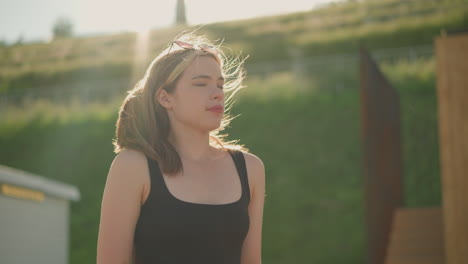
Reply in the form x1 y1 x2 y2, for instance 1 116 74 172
359 46 405 264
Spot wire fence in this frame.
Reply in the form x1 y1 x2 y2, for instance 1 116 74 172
245 44 433 74
0 44 434 109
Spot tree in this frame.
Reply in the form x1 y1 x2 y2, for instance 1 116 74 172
13 34 24 46
175 0 187 25
52 16 74 39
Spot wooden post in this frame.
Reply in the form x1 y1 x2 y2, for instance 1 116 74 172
435 31 468 264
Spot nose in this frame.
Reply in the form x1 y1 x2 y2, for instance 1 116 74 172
211 85 224 101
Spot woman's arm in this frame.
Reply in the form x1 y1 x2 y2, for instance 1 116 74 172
240 152 266 264
97 149 147 264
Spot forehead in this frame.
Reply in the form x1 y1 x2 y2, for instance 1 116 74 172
182 55 222 78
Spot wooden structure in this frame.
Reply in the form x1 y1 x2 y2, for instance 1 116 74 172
360 31 468 264
385 207 444 264
435 31 468 264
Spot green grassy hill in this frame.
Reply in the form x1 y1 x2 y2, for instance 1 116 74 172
0 0 467 95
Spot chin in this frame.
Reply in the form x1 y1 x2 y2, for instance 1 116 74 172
205 121 222 132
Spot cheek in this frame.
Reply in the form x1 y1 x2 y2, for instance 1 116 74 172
174 92 205 115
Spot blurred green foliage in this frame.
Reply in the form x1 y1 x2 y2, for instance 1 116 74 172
0 57 440 263
0 0 467 93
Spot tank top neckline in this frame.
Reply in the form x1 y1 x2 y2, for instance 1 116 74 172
153 148 245 207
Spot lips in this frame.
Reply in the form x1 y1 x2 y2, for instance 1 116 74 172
207 105 224 113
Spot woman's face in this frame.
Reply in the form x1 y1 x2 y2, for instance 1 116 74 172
161 55 225 133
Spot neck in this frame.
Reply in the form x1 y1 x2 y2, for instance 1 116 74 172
168 122 217 163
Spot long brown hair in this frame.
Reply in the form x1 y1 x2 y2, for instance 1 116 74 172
112 31 249 175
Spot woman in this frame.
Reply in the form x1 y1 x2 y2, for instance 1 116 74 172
97 32 265 264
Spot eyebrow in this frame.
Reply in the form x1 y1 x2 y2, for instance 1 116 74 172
191 75 224 81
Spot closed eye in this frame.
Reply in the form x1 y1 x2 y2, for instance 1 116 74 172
194 84 224 89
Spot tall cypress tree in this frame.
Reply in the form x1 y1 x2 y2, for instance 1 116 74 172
175 0 187 25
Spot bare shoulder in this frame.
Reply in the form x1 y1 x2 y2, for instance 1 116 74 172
108 149 148 189
98 149 148 263
113 148 147 166
241 151 265 196
242 152 265 172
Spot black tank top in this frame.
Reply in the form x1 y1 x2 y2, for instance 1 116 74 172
133 149 251 264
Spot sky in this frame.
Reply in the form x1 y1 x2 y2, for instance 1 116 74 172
0 0 341 44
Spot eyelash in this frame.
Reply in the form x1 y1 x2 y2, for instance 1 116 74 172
195 84 224 89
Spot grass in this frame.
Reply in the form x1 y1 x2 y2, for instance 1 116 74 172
380 57 441 207
0 56 441 263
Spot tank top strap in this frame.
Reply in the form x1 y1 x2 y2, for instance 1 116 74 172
144 150 251 205
144 155 169 202
228 149 251 204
